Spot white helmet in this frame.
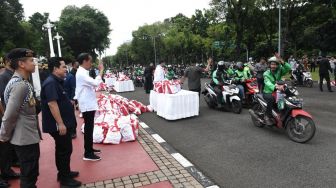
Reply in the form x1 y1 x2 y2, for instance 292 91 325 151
268 56 279 64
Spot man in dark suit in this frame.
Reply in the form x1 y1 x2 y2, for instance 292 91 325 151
41 57 81 187
319 53 333 92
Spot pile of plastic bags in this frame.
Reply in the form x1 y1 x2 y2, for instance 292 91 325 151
117 73 130 81
81 93 152 144
153 80 181 94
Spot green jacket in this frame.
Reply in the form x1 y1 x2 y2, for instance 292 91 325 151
166 70 175 80
227 68 235 78
212 70 228 85
263 62 291 94
234 67 251 82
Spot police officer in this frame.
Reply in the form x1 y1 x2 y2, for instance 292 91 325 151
0 48 42 188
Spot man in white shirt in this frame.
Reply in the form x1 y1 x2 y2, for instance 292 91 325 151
153 60 166 82
75 53 104 161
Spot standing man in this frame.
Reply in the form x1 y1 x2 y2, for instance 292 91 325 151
75 53 104 161
0 54 20 180
319 53 333 92
144 63 154 94
41 57 81 187
0 48 41 188
64 61 78 138
181 59 211 95
153 60 166 82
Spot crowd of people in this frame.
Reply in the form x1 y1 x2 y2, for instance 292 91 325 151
0 48 107 188
0 46 334 188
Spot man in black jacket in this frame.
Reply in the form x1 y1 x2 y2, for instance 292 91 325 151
41 57 81 187
319 54 333 92
144 63 154 94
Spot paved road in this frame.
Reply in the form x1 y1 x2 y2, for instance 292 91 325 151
121 79 336 188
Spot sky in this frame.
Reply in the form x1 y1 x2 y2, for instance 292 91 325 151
19 0 211 56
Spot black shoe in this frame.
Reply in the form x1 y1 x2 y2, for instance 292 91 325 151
0 181 9 188
59 177 82 187
69 171 79 178
83 153 101 161
1 170 20 180
71 133 77 139
329 90 334 92
57 171 79 181
92 148 101 154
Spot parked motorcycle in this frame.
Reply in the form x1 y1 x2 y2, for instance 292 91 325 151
202 81 242 114
249 81 316 143
291 70 313 88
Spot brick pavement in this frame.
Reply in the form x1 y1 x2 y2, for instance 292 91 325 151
81 127 205 188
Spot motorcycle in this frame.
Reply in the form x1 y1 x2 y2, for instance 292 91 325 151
134 75 144 87
202 81 242 114
249 81 316 143
291 70 313 88
244 78 259 107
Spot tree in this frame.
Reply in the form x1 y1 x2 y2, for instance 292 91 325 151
58 5 111 59
0 0 24 55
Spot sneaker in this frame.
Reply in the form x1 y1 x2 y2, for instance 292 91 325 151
59 177 82 187
83 153 101 161
264 116 275 126
92 148 101 154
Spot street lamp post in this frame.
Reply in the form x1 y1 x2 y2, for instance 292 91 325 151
54 32 63 57
278 0 282 55
43 19 55 57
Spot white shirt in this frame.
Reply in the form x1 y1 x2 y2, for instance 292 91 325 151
75 66 103 112
153 65 165 82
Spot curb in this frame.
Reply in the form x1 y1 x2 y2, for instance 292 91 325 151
139 122 220 188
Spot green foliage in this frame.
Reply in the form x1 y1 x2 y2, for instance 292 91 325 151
58 5 111 59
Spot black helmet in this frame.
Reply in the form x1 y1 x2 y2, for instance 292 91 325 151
236 62 244 71
223 62 231 69
217 61 225 71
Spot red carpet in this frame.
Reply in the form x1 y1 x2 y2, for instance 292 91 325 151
141 181 173 188
9 114 158 188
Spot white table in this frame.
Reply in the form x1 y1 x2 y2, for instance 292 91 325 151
150 90 199 120
105 77 117 87
114 80 135 92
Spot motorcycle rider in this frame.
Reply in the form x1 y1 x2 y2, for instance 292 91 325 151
263 54 291 125
165 65 176 80
294 61 305 85
211 61 230 106
234 62 252 101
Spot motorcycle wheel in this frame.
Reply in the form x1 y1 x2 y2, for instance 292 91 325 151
231 99 242 114
306 80 313 88
286 115 316 143
250 103 264 128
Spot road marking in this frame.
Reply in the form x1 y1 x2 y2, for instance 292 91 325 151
152 134 166 143
206 186 220 188
139 122 149 128
172 153 193 167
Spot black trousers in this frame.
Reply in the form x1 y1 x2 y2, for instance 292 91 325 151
214 86 223 104
189 88 201 97
263 93 274 118
14 143 40 188
0 141 14 174
257 78 264 93
82 111 95 155
319 73 331 91
49 132 73 178
144 77 153 94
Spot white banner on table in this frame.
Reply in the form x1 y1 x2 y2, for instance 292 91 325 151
150 90 199 120
114 80 135 92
